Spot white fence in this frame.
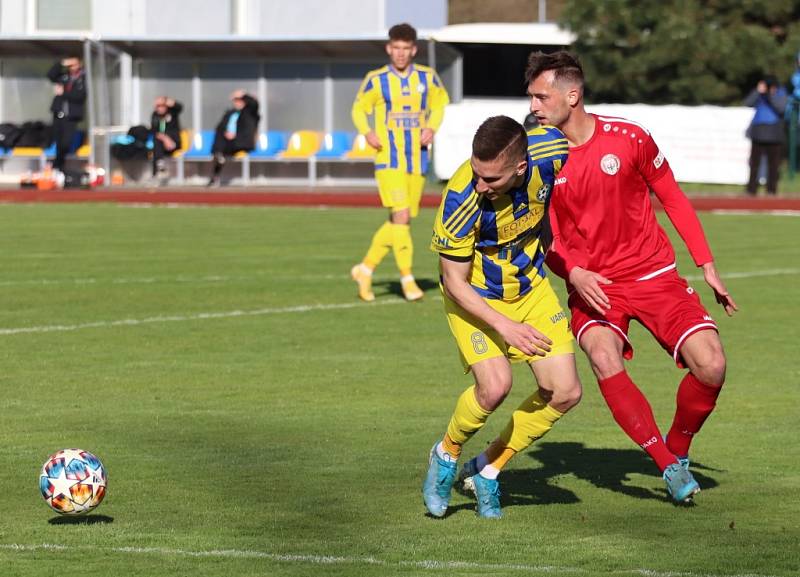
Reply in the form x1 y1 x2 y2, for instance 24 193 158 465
433 99 753 185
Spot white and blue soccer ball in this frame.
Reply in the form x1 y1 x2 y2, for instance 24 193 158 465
39 449 107 515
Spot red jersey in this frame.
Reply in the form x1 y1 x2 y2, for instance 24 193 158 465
547 114 713 282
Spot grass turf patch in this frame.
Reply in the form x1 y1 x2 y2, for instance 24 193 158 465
0 203 797 576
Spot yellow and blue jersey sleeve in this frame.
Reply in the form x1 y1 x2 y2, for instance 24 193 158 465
421 66 450 132
351 66 385 135
431 160 480 259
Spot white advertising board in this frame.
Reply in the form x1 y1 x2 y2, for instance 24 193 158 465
433 99 753 186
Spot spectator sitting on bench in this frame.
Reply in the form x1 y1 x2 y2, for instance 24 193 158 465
150 96 183 185
207 90 259 187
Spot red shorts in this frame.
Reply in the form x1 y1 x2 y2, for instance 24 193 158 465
568 269 717 367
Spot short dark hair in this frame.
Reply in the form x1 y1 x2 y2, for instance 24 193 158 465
472 116 527 164
525 50 584 87
388 23 417 43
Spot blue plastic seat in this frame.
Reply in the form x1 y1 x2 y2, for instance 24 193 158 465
315 131 355 158
250 131 289 158
182 130 215 158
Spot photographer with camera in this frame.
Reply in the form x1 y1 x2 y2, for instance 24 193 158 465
744 75 788 196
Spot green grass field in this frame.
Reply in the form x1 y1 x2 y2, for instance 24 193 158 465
0 202 798 577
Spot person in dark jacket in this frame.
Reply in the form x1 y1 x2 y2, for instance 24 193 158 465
207 90 259 186
744 76 788 195
47 57 87 172
150 96 183 183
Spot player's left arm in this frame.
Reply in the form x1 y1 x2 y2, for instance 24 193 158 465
422 71 450 146
641 137 738 316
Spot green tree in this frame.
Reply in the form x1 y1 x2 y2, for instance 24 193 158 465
558 0 800 104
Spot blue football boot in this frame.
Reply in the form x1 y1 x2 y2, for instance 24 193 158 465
663 462 700 503
472 473 502 518
422 444 457 517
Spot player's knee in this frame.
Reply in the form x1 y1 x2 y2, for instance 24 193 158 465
586 348 625 380
474 374 512 411
562 382 583 410
390 208 410 224
542 381 582 413
693 352 727 387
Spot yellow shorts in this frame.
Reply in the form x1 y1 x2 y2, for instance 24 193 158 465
375 169 426 218
444 277 574 371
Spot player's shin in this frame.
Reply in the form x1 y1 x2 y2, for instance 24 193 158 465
598 371 678 471
666 372 722 459
441 385 492 460
391 223 414 275
480 391 564 478
363 221 394 269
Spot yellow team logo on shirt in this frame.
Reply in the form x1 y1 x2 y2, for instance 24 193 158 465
497 207 543 243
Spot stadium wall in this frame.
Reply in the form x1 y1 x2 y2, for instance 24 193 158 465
434 99 752 185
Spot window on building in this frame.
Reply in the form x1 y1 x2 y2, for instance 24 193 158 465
36 0 91 32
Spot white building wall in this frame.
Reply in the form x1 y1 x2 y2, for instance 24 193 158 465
144 0 232 37
254 0 380 37
0 0 27 34
93 0 144 36
0 0 448 37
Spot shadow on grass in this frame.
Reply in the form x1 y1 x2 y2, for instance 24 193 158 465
373 277 438 299
451 441 721 514
48 514 114 525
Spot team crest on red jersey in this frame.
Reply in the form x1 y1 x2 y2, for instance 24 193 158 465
600 154 620 175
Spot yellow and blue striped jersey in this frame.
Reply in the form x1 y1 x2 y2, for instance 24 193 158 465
431 126 568 301
352 63 450 175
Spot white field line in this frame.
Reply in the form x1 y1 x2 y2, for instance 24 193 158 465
0 268 796 337
0 272 371 287
0 299 408 336
710 209 800 217
0 543 782 577
683 268 800 281
1 267 798 289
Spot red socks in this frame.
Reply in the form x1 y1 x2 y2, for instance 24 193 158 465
598 371 677 472
666 373 722 458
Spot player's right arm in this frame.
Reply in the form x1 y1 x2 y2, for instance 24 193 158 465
439 255 551 357
351 72 381 150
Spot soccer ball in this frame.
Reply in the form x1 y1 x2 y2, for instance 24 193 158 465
39 449 107 515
